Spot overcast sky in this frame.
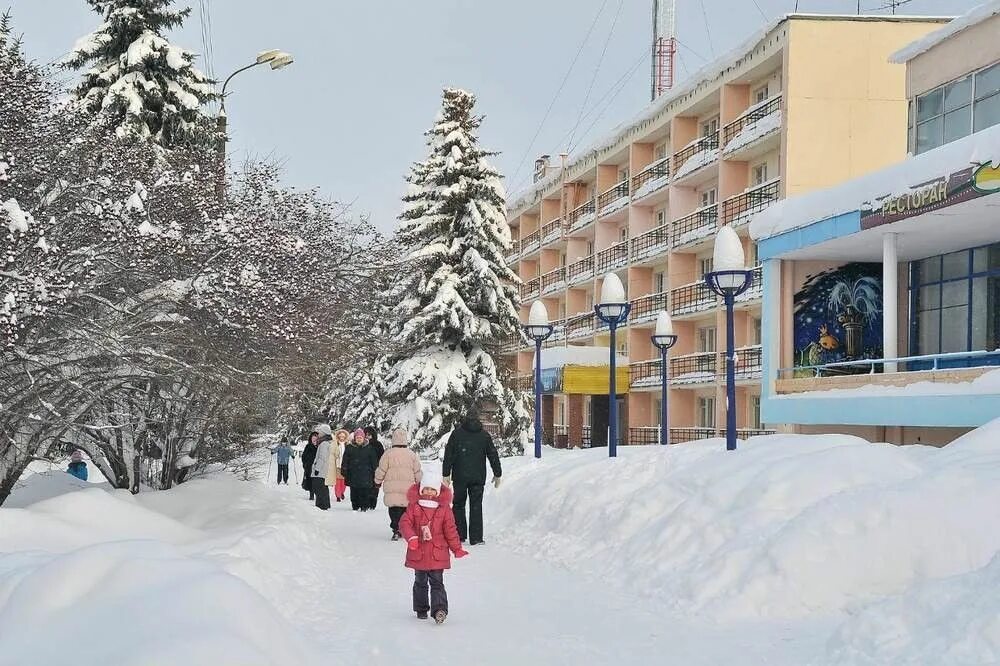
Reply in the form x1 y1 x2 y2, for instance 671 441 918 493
6 0 981 231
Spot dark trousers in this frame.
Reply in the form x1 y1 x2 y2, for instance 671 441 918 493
277 464 289 484
413 570 447 614
312 477 330 510
452 481 485 543
350 486 375 510
370 487 380 510
388 506 406 533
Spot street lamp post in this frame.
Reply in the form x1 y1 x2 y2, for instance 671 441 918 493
594 273 630 458
216 50 294 202
523 301 554 459
650 311 677 446
703 226 753 452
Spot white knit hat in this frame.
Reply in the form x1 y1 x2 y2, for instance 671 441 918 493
420 467 442 491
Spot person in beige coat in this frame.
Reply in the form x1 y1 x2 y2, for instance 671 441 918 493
374 428 423 541
326 429 348 502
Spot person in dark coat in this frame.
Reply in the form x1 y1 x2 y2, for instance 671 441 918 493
364 426 384 510
441 407 502 545
301 433 318 499
341 428 380 511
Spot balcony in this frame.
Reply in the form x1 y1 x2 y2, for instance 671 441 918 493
630 225 670 263
671 352 717 385
672 204 718 249
670 427 717 443
627 427 661 445
718 345 763 381
522 229 541 256
596 240 629 273
540 267 566 295
631 157 670 200
567 200 597 232
734 428 777 438
672 133 720 181
629 291 669 325
566 255 595 285
505 239 520 265
735 265 763 304
520 277 540 301
597 180 630 218
721 178 781 228
566 312 596 340
513 374 533 392
540 218 563 247
499 331 528 354
629 359 662 388
671 281 717 317
722 94 782 155
545 318 567 345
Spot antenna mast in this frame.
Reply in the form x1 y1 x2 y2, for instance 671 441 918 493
652 0 677 100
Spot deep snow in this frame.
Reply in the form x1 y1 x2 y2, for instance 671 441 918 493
3 423 1000 664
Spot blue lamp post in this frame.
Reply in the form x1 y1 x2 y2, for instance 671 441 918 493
594 273 630 458
523 301 553 459
703 226 753 452
650 311 677 446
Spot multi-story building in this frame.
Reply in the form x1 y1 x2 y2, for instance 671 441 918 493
502 13 948 449
753 2 1000 445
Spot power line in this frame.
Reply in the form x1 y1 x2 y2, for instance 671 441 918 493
699 0 715 56
508 0 609 190
751 0 769 20
675 37 708 62
567 0 625 150
567 51 647 154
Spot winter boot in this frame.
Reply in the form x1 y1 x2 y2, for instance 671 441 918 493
434 610 447 625
391 531 401 542
416 611 428 620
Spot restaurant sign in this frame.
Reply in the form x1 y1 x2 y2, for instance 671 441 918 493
860 161 1000 230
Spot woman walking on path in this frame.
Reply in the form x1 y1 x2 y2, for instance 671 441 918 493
332 429 350 502
374 428 422 540
400 469 468 624
301 433 318 499
341 428 379 511
365 426 384 510
310 424 335 510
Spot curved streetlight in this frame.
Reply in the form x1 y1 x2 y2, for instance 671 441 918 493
703 226 753 451
524 301 554 459
594 273 630 458
215 49 294 201
651 311 677 447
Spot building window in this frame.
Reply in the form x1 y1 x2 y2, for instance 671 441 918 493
752 317 762 345
753 84 769 104
698 256 714 279
653 397 662 426
701 187 717 208
750 395 762 429
586 241 594 256
697 326 716 353
655 208 667 227
752 162 768 186
697 397 716 428
618 166 630 183
749 242 760 267
558 303 566 320
913 61 1000 154
654 141 668 160
558 402 565 424
701 117 719 138
910 242 1000 365
654 271 666 294
619 226 628 242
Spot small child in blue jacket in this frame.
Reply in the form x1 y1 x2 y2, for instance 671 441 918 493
67 450 88 481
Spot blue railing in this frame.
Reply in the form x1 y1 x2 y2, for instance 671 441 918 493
779 349 1000 379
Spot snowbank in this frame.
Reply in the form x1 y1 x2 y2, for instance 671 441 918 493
777 368 1000 399
890 0 1000 63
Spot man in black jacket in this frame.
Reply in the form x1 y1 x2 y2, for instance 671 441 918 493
442 408 502 545
300 433 318 500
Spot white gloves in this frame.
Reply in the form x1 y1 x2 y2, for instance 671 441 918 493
493 477 502 489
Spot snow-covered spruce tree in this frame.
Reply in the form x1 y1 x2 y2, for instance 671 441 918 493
385 88 528 456
63 0 216 147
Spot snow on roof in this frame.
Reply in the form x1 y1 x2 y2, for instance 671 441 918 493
537 345 628 370
890 0 1000 63
749 122 1000 241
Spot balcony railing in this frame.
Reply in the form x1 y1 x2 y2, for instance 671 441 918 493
718 345 763 380
629 291 669 325
735 265 763 303
671 280 717 316
670 427 717 444
631 157 670 199
566 255 595 284
596 240 629 273
500 331 528 353
721 178 781 227
520 277 540 301
722 93 782 148
540 218 563 246
568 200 597 231
673 133 720 179
566 312 596 339
671 352 717 384
672 204 717 249
505 239 520 264
597 180 630 216
630 225 671 262
735 428 777 438
546 318 567 345
540 267 566 295
627 427 661 445
522 229 541 255
629 359 662 387
513 374 533 392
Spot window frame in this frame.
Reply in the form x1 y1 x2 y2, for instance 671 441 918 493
911 61 1000 154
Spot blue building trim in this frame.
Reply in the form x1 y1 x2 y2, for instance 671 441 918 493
762 393 1000 428
761 259 781 401
757 210 862 261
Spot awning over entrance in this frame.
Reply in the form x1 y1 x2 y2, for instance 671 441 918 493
535 346 629 395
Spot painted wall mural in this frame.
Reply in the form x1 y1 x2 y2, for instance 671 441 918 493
793 262 883 374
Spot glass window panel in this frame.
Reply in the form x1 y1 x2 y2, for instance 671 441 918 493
941 280 968 308
916 88 943 121
918 284 940 311
944 107 972 143
918 256 941 283
942 250 969 280
975 63 1000 100
974 92 1000 133
972 277 989 350
972 243 1000 272
915 116 943 154
940 305 968 352
918 309 940 354
944 76 973 111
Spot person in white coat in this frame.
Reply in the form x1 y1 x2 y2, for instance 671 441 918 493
310 423 334 510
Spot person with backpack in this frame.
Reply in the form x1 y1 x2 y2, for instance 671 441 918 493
374 428 422 540
301 433 318 499
67 450 88 481
341 428 379 511
441 407 502 545
270 441 295 484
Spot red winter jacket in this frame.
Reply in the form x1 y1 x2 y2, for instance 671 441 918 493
399 484 463 571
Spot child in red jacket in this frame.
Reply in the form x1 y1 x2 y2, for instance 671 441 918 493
399 468 468 624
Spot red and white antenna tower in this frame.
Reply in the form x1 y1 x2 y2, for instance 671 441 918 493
652 0 677 100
